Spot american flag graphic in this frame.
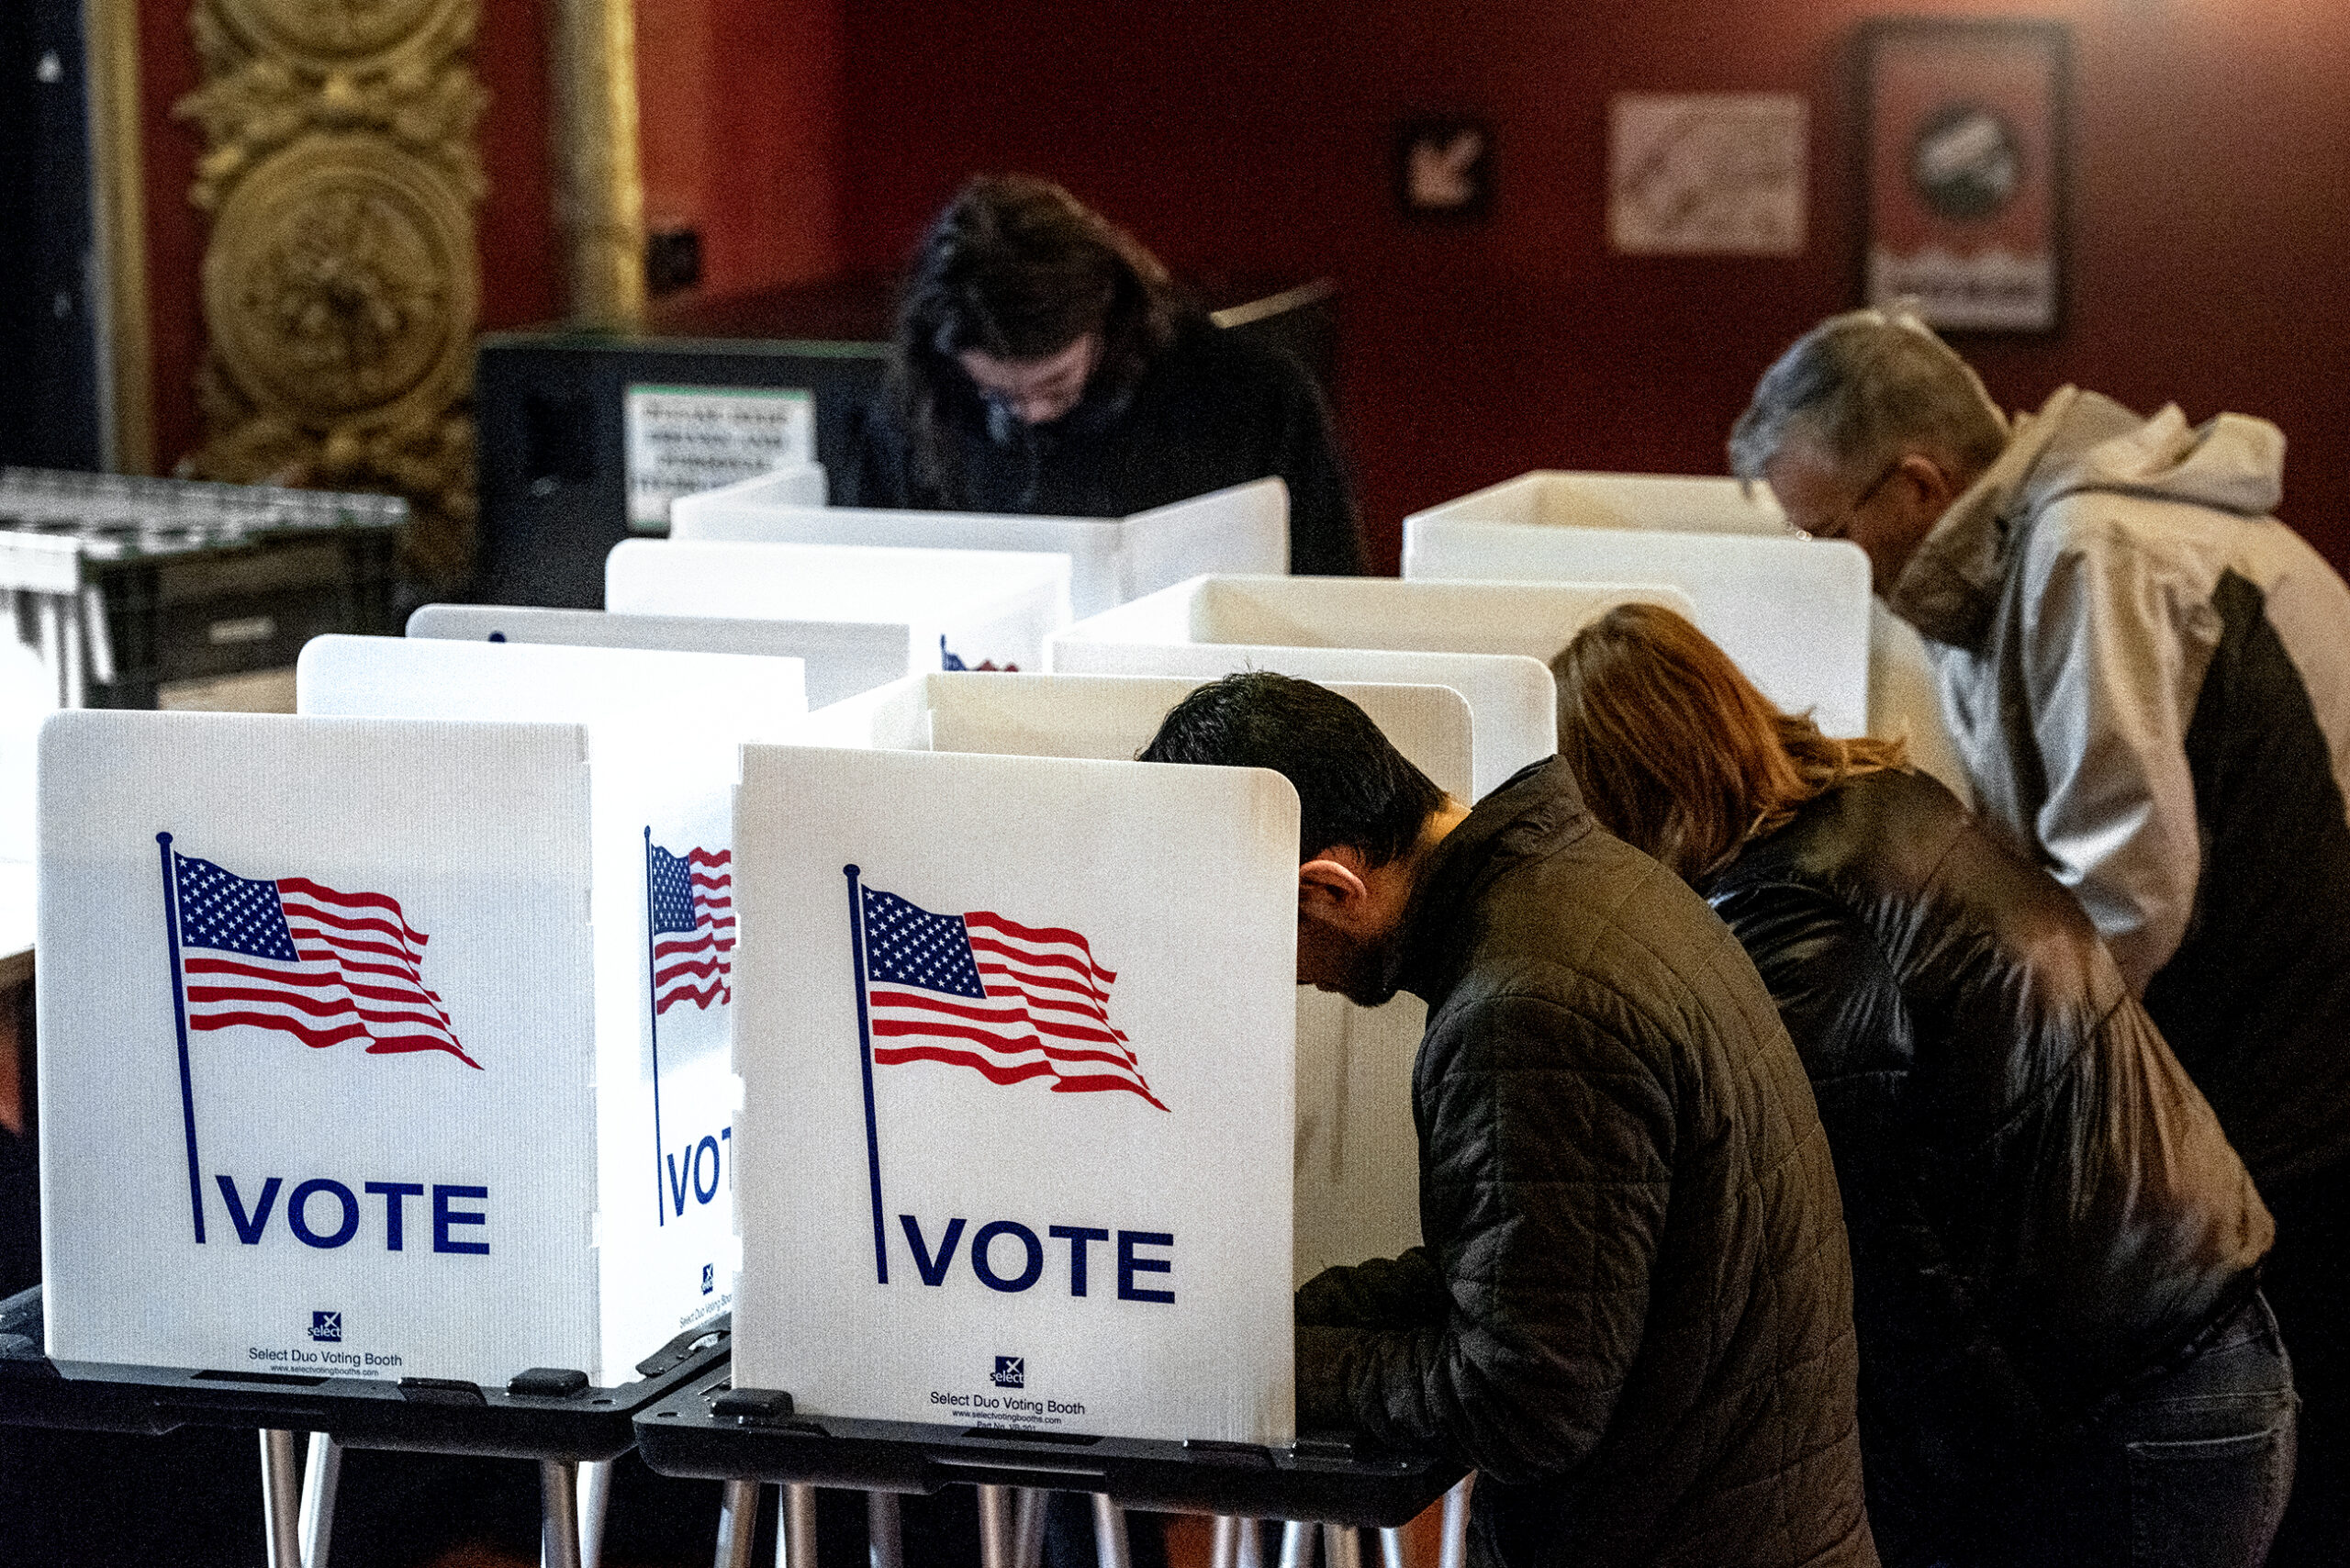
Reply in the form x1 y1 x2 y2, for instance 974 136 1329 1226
168 849 479 1070
649 843 734 1014
856 882 1167 1110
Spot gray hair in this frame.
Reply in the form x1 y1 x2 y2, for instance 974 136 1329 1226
1729 306 2009 484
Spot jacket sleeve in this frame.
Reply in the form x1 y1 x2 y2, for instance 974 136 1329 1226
2019 518 2211 992
1266 361 1364 577
1295 992 1671 1484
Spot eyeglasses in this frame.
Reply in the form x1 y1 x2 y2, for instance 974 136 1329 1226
1784 456 1902 543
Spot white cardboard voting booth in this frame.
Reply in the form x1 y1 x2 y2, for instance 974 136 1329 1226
1404 469 1966 790
668 475 1289 618
791 670 1472 1296
1044 575 1699 801
39 711 688 1387
603 540 1071 686
732 742 1300 1443
406 602 910 710
34 637 807 1385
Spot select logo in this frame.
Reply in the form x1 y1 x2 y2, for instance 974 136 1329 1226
309 1311 342 1343
701 1263 715 1296
991 1356 1024 1389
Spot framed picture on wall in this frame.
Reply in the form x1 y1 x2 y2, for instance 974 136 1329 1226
1862 18 2070 333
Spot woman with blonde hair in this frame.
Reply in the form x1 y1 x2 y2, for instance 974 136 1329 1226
1551 602 2291 1568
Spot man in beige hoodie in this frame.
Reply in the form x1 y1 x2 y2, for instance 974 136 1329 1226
1732 307 2350 1566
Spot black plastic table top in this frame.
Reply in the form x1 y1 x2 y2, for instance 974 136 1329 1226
633 1373 1464 1529
0 1286 729 1462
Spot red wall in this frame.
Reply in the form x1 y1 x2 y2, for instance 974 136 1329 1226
637 0 845 299
837 0 2350 573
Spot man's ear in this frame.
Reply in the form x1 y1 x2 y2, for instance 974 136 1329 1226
1298 849 1372 927
1894 451 1957 515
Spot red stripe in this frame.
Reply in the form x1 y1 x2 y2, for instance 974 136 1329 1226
979 962 1111 1010
870 1017 1044 1053
686 848 731 868
188 1009 480 1069
655 955 727 985
872 1044 1057 1085
655 979 730 1014
278 900 427 954
1047 1074 1169 1110
967 936 1109 987
187 985 451 1034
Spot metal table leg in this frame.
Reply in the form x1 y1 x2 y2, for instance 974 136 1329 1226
260 1428 305 1568
1091 1494 1132 1568
1378 1523 1409 1568
1438 1477 1472 1568
540 1459 583 1568
1234 1517 1267 1568
578 1458 612 1568
866 1491 902 1568
1011 1487 1046 1568
977 1484 1015 1568
1322 1524 1363 1568
715 1477 762 1568
1278 1519 1317 1568
298 1432 342 1568
778 1482 819 1567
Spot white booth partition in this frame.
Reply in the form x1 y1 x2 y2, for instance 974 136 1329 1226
1404 514 1873 738
38 708 734 1388
1404 469 1964 792
408 602 923 710
789 670 1471 1294
258 630 808 1382
603 539 1071 688
732 739 1302 1443
1409 470 1788 535
668 475 1290 617
1045 575 1698 801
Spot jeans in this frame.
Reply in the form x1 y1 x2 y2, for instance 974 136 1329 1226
1977 1291 2299 1568
2255 1163 2348 1568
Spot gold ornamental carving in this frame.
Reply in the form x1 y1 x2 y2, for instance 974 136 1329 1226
175 0 484 579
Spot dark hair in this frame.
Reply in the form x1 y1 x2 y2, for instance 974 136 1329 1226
1137 672 1446 866
1552 603 1908 879
890 174 1184 498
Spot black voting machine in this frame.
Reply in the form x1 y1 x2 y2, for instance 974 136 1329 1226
473 274 1337 610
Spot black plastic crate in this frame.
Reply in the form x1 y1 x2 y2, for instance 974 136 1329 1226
0 468 408 709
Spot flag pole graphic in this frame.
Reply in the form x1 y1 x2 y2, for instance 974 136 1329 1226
156 833 205 1244
844 864 889 1284
645 827 666 1227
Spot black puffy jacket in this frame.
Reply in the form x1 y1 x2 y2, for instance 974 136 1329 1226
1703 768 2272 1543
1295 760 1874 1568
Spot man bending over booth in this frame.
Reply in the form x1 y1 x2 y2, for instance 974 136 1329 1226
1732 308 2350 1568
1138 673 1875 1568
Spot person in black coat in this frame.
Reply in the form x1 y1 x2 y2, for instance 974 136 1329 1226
1140 672 1874 1568
1551 602 2293 1568
843 174 1364 577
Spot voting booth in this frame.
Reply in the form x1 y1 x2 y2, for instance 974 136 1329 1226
1045 575 1698 801
668 475 1289 617
793 670 1473 1289
605 540 1072 690
409 601 928 709
773 670 1472 1343
732 742 1301 1445
1403 469 1964 790
30 636 804 1392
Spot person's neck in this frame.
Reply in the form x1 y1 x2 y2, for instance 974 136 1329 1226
1391 797 1472 895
